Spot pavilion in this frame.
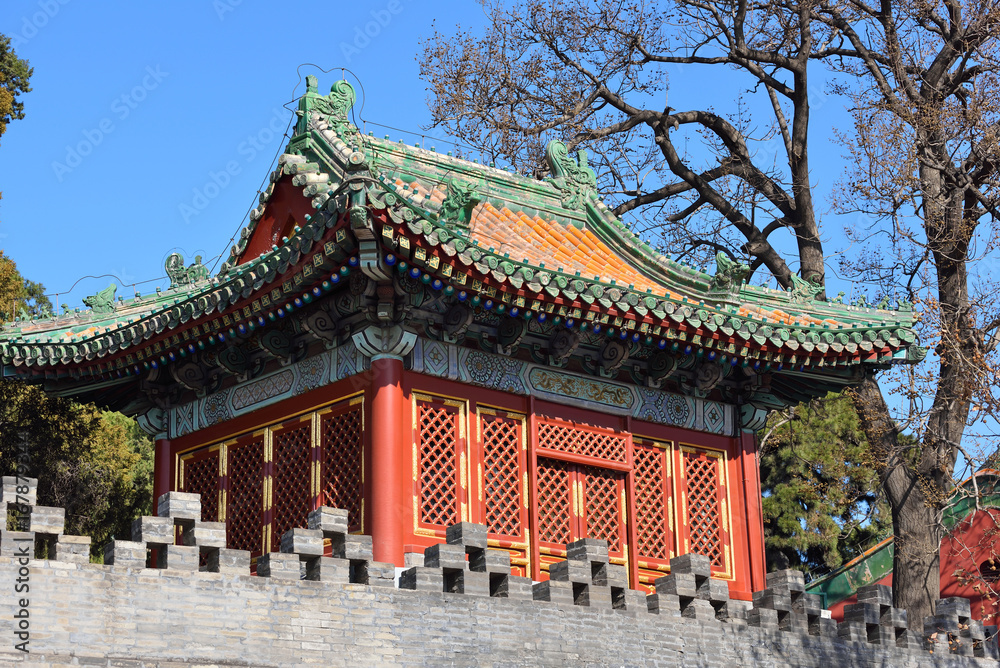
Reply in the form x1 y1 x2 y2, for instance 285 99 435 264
0 77 924 599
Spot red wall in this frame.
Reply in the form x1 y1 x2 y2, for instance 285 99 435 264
163 367 765 599
237 177 317 264
941 508 1000 622
828 508 1000 622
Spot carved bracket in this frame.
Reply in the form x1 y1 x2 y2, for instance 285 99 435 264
134 406 166 437
645 351 677 388
741 369 772 397
548 329 580 367
596 339 629 378
441 303 474 343
169 358 225 395
170 360 206 393
740 403 769 431
140 368 183 409
217 345 267 381
302 303 340 344
358 239 391 282
495 318 527 356
260 328 308 365
686 360 728 398
352 324 417 359
374 283 397 325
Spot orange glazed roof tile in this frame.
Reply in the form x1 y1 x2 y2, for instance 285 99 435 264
466 203 668 297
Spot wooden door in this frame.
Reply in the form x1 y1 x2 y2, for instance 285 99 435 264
479 408 530 577
579 464 627 565
633 438 676 591
535 456 627 577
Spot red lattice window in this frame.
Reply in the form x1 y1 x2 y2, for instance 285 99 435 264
682 448 727 571
227 437 264 555
581 466 624 553
537 420 627 463
271 420 314 551
416 397 462 528
537 458 573 546
634 443 670 561
482 412 523 538
181 450 220 522
320 405 364 532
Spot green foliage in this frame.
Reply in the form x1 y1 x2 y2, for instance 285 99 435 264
0 33 32 144
759 392 891 577
0 36 40 319
0 380 153 558
0 250 52 322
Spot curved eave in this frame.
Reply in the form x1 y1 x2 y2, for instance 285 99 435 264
372 205 921 372
806 471 1000 607
804 537 895 608
0 170 350 380
0 88 923 385
283 106 922 370
0 201 920 382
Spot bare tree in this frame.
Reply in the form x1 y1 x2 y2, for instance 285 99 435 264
420 0 1000 620
810 0 1000 620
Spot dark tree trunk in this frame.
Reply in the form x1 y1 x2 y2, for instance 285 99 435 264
850 375 941 622
891 489 941 622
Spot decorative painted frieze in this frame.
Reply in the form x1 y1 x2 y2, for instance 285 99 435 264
410 338 735 436
168 340 363 439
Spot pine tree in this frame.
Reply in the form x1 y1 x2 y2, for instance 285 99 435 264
760 393 891 578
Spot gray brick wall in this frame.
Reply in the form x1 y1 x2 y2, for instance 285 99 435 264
0 556 992 667
0 487 991 667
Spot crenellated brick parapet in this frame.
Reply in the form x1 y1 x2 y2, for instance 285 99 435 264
1 480 998 666
2 475 89 563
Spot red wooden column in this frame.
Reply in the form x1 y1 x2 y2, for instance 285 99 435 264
739 429 767 591
623 416 640 590
370 356 408 565
154 438 172 504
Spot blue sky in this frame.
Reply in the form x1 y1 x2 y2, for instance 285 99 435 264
0 1 858 310
0 1 487 308
6 2 988 467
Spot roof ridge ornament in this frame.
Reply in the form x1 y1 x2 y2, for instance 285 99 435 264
317 80 357 134
545 140 597 210
165 253 209 289
83 284 117 315
788 273 824 303
437 177 484 231
296 77 357 137
709 252 750 293
296 75 326 134
324 80 357 119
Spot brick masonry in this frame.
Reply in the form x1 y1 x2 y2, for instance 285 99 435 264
0 481 995 667
0 557 993 667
